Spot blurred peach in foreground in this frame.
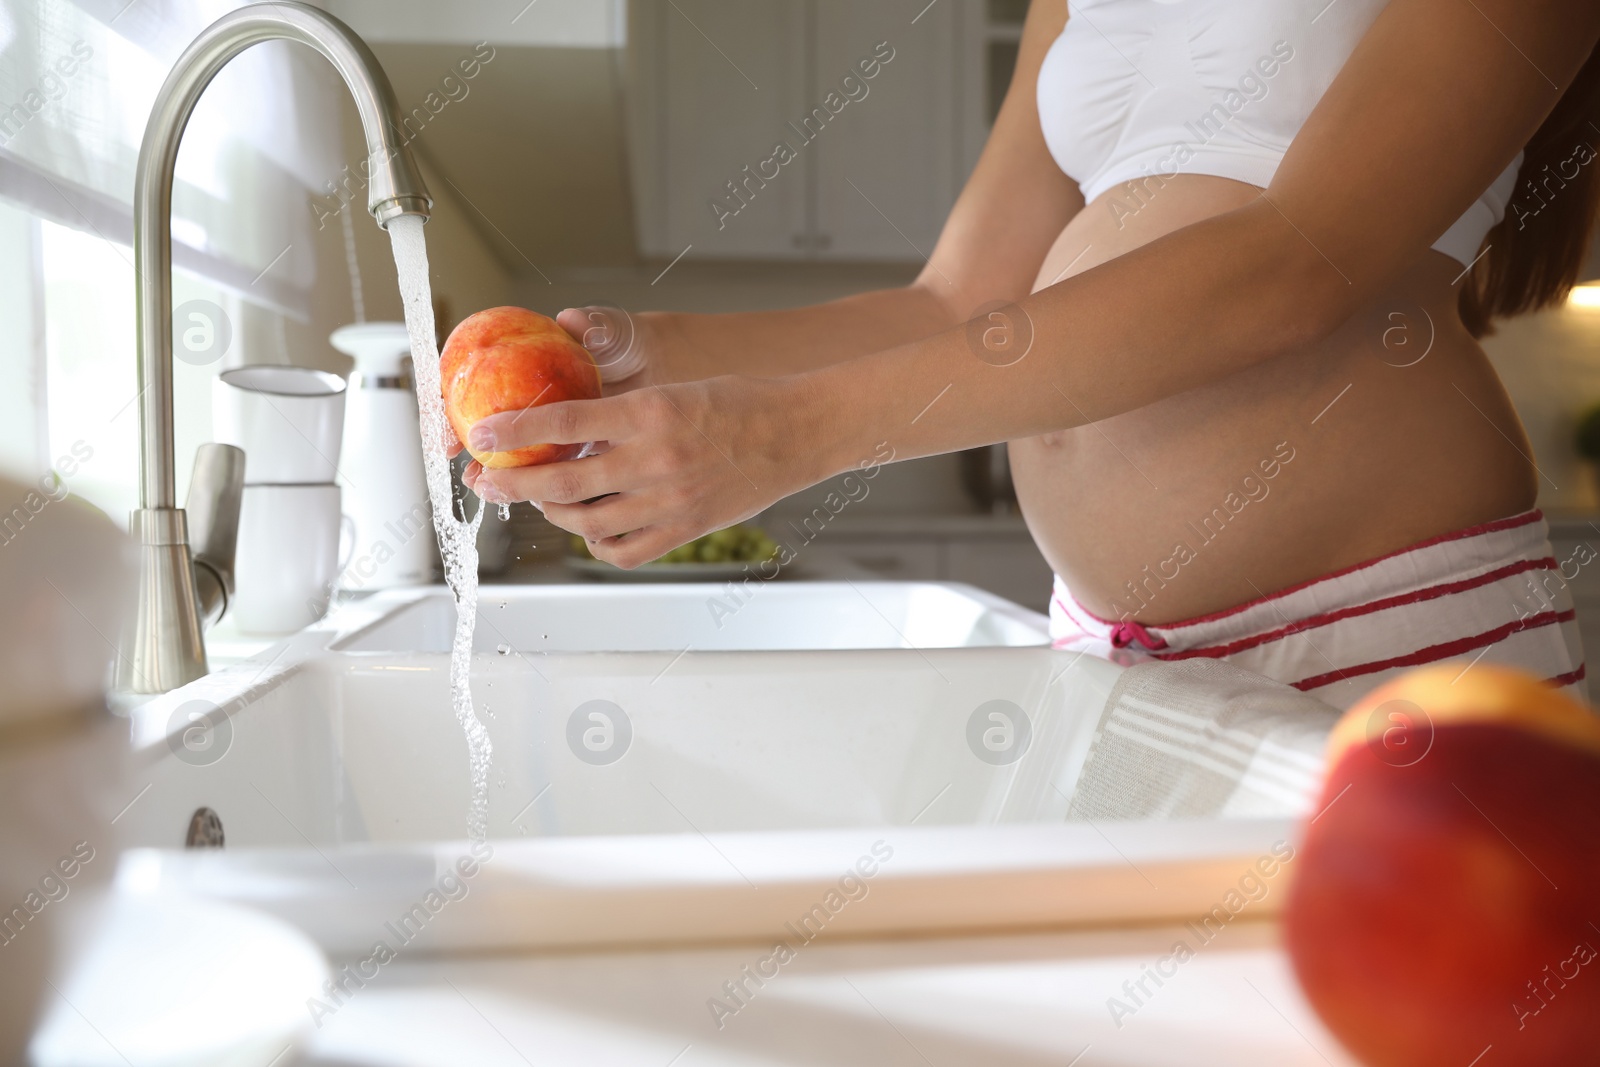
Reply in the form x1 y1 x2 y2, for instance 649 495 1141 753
440 306 600 469
1284 664 1600 1066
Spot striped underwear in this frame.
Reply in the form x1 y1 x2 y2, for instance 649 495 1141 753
1049 509 1587 710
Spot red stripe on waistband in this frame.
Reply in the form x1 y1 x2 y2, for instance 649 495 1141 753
1151 557 1559 661
1289 607 1574 693
1129 509 1545 632
1546 664 1587 688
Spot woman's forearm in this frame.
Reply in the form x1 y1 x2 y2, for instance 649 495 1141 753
650 281 962 383
466 199 1349 569
799 200 1348 481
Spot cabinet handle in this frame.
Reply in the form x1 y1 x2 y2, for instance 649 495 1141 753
815 233 832 250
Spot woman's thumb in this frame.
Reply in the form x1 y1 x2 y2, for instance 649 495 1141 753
558 305 645 383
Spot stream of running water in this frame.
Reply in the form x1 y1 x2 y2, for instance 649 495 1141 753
387 214 491 844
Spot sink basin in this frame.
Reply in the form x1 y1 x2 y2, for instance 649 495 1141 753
113 581 1297 955
336 580 1052 653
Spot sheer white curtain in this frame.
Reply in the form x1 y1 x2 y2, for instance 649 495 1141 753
0 0 340 314
0 0 344 522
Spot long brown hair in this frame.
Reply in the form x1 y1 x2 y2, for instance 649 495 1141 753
1461 43 1600 337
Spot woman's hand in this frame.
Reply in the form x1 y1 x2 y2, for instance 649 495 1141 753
462 377 831 569
553 305 659 391
441 304 661 460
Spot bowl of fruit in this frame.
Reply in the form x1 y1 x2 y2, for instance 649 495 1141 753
566 523 784 581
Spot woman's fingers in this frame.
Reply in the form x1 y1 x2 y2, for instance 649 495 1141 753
541 493 656 546
598 526 693 570
474 452 616 506
558 518 694 571
466 393 639 454
460 376 810 569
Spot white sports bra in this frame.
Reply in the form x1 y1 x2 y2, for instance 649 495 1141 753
1036 0 1522 267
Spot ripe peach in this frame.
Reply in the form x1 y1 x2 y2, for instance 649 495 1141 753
1284 665 1600 1067
439 306 601 469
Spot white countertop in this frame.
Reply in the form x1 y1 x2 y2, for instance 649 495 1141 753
299 921 1355 1067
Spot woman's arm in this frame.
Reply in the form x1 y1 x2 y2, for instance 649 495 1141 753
801 0 1600 464
574 0 1081 385
474 0 1600 568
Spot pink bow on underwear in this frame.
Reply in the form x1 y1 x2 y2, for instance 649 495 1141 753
1110 619 1169 651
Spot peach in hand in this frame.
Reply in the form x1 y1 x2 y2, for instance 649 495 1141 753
439 306 601 469
1284 665 1600 1067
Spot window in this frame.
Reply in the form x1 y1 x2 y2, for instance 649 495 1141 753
0 0 342 523
34 219 238 523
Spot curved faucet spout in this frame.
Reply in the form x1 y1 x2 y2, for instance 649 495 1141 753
119 1 431 694
135 0 430 511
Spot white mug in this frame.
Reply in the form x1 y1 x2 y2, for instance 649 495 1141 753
233 483 353 635
214 366 347 485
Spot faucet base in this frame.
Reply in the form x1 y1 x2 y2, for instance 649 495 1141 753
115 509 208 694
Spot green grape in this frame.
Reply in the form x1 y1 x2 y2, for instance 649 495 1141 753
643 524 782 566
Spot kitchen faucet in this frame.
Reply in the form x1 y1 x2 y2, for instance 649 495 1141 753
117 2 432 694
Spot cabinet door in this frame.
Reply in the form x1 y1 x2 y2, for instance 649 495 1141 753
648 0 809 259
810 0 960 261
802 538 944 580
945 535 1054 614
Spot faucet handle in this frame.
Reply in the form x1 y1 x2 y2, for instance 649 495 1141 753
186 443 245 627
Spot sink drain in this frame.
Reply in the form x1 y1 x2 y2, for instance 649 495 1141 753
185 807 224 849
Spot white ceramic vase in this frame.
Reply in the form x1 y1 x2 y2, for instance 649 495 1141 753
330 322 438 590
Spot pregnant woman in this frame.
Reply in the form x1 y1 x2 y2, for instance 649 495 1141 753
463 0 1600 709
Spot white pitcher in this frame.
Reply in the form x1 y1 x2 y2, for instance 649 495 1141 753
330 323 438 590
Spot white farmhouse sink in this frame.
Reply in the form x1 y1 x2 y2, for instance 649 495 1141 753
336 581 1051 653
113 582 1297 955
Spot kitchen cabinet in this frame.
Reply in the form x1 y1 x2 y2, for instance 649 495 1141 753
809 0 959 260
781 514 1054 613
628 0 808 259
944 534 1052 611
508 508 1054 614
627 0 983 262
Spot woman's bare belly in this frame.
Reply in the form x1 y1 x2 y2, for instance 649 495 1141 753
1011 175 1538 624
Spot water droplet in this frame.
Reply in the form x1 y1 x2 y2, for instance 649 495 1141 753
498 503 511 521
496 643 511 655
